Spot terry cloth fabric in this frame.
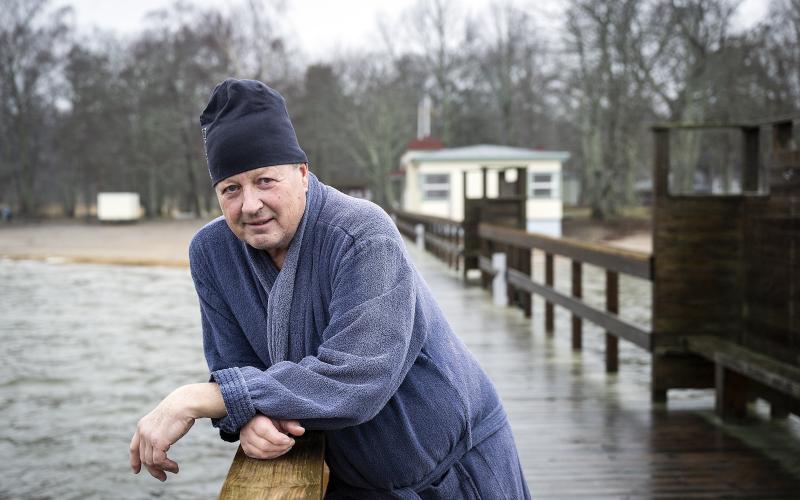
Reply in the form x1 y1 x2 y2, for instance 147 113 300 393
199 79 308 186
189 173 531 498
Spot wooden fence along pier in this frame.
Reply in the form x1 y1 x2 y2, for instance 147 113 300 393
220 116 800 498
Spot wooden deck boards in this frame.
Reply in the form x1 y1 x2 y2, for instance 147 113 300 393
405 241 800 499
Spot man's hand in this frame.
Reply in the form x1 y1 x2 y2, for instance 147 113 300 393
129 383 226 481
240 414 305 460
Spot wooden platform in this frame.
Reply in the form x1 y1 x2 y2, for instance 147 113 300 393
405 241 800 499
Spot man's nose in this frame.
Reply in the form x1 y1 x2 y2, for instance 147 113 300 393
241 186 264 215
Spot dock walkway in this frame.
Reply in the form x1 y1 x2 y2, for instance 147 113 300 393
405 239 800 499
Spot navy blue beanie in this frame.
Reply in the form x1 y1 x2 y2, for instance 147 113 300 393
200 78 308 186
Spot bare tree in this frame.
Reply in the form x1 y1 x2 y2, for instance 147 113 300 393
471 2 556 147
0 0 71 216
341 55 415 208
404 0 464 145
564 0 654 219
124 3 236 216
763 0 800 113
228 0 297 85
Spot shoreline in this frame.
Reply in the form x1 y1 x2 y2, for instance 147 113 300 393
0 218 652 268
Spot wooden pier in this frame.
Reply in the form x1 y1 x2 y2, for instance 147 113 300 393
220 241 800 499
411 242 800 499
221 116 800 498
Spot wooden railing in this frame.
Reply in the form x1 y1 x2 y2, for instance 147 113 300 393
218 432 326 499
478 223 654 372
392 210 463 271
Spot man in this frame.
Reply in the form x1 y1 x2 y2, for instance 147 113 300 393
129 78 530 499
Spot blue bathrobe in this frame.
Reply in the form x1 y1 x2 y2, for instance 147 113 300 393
189 173 530 498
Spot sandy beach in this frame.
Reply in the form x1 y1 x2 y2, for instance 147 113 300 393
0 218 652 267
0 219 212 267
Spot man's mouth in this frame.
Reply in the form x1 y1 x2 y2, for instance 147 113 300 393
245 218 274 228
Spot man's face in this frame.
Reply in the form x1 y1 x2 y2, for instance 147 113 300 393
215 164 309 258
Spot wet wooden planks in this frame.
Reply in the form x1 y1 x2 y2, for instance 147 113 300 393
218 432 325 500
406 240 800 499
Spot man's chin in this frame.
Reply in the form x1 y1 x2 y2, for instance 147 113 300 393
245 236 278 250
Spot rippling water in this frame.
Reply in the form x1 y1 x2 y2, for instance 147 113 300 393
0 259 234 499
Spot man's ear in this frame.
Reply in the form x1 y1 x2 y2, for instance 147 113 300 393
300 163 309 191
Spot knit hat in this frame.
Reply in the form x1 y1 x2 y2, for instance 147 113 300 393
200 78 308 186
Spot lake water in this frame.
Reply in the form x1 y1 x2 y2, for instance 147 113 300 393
0 259 233 499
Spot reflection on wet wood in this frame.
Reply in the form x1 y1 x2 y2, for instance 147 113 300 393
218 432 325 500
407 241 800 499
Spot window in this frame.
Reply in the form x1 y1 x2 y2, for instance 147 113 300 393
421 173 450 201
529 172 559 199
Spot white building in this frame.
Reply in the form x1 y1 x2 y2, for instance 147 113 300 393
399 144 570 236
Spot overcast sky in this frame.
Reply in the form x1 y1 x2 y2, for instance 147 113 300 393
60 0 769 61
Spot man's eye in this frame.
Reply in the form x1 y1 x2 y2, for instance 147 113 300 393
257 178 275 187
222 185 239 194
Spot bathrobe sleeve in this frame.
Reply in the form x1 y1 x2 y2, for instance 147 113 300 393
209 235 423 433
191 253 269 441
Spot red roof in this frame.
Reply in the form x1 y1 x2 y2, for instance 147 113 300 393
406 136 443 151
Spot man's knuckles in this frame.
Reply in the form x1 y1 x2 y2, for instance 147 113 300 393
252 418 274 436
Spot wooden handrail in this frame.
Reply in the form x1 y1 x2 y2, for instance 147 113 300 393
392 210 464 272
218 432 326 500
393 209 461 226
477 221 654 368
479 223 653 280
506 268 651 350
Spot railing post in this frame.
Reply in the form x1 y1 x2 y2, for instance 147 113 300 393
454 226 461 272
545 252 554 334
449 225 455 269
572 260 582 350
456 225 467 280
435 224 440 259
770 395 790 419
715 364 748 420
742 126 760 193
528 249 535 320
521 248 532 318
506 245 515 307
415 224 425 251
492 252 508 307
480 237 492 289
606 270 619 373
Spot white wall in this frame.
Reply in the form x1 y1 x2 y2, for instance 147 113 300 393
526 199 562 220
526 219 562 237
402 159 564 224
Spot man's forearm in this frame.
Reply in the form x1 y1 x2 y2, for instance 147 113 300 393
175 382 227 420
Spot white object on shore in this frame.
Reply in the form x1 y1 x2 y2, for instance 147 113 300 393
97 193 141 222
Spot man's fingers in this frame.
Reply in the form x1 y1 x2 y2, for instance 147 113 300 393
282 420 305 437
260 419 294 446
130 431 142 474
242 431 293 460
139 432 148 474
153 447 179 474
251 434 292 454
243 442 292 460
145 463 167 482
142 440 167 482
